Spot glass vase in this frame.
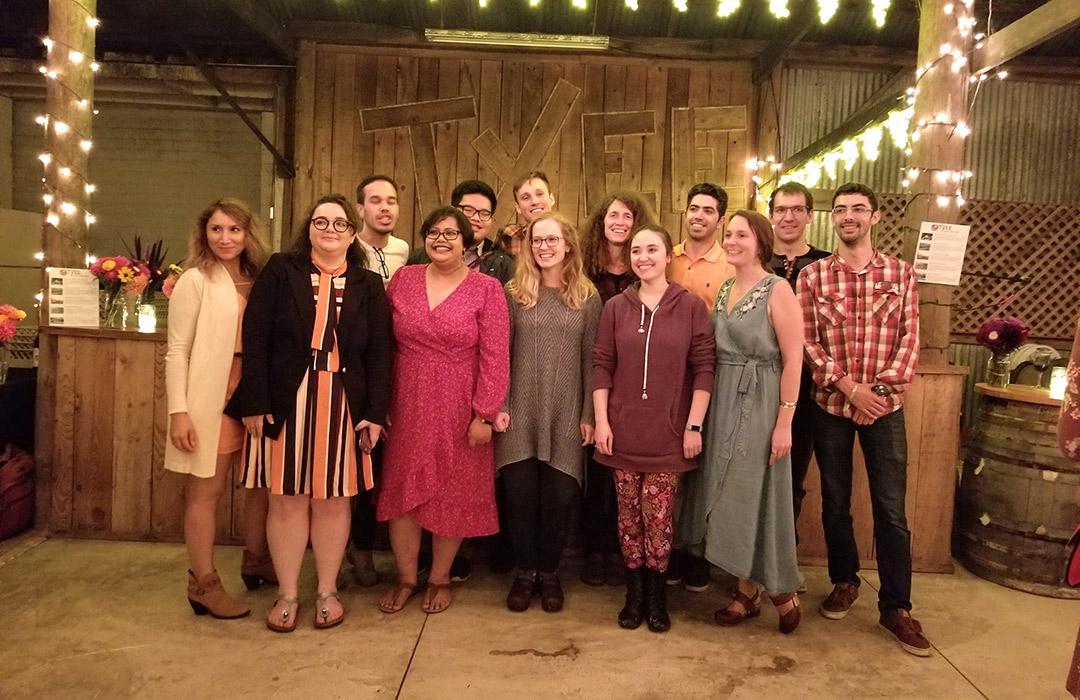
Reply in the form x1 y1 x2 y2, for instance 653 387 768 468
986 352 1011 388
101 288 124 329
0 343 9 385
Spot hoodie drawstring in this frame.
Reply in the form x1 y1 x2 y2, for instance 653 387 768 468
641 303 660 400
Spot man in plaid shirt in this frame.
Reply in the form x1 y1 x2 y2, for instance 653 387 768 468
796 182 929 657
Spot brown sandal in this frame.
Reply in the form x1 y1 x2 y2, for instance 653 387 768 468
314 592 345 629
714 588 762 626
378 582 419 614
266 596 299 633
771 592 801 634
422 581 454 614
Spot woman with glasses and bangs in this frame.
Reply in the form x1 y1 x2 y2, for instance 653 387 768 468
377 206 510 615
227 193 393 633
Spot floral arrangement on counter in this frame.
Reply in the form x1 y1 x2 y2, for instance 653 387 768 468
975 316 1029 355
0 304 27 343
162 264 185 299
89 255 152 327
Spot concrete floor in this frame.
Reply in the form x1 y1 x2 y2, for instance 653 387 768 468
0 534 1075 699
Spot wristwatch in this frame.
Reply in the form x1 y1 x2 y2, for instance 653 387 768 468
686 424 702 433
871 384 891 397
478 417 494 425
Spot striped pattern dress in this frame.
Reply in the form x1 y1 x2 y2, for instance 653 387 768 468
240 260 372 498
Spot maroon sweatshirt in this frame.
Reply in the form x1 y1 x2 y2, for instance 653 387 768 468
592 281 716 473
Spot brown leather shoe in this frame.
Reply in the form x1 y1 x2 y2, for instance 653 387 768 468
539 574 564 613
714 588 761 626
820 582 859 620
240 550 277 590
880 609 932 657
771 592 801 634
506 576 537 612
187 570 250 619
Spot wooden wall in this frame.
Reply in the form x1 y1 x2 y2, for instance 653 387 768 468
291 41 754 247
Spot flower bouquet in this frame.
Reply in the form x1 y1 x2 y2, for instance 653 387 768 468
0 304 27 384
162 264 184 299
976 316 1029 388
89 255 151 328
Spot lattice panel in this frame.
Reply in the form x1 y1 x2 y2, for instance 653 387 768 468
876 196 1080 340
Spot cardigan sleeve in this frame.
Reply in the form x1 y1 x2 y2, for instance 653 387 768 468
471 275 511 420
591 297 618 392
164 269 204 415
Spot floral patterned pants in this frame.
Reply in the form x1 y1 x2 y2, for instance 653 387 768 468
612 469 680 571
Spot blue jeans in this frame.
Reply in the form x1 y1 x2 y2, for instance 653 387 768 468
811 403 912 612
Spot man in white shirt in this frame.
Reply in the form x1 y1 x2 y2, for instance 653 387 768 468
355 175 409 287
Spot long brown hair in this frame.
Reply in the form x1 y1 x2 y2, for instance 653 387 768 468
508 212 596 310
581 192 657 278
729 209 774 268
186 197 267 279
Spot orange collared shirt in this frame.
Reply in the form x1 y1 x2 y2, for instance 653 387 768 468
670 240 734 311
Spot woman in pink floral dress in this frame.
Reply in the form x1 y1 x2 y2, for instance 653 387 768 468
377 206 510 614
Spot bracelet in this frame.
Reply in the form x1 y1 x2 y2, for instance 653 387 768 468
779 400 797 409
477 417 493 425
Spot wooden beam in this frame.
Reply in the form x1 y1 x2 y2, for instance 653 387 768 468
972 0 1080 74
778 68 910 175
753 0 815 85
221 0 294 61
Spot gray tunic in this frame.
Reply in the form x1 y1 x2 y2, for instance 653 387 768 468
677 275 802 593
495 287 601 484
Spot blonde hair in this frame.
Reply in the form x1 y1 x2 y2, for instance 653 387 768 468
508 212 596 310
186 197 267 279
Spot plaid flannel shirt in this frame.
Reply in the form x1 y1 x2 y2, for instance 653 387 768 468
796 250 920 418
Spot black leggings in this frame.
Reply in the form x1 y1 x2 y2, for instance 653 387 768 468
581 447 619 555
350 442 381 550
501 458 581 573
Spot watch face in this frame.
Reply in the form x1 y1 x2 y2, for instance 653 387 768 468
872 384 890 397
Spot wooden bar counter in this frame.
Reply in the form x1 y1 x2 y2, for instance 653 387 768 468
35 326 244 543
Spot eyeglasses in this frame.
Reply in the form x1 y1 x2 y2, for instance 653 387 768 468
831 205 874 216
311 217 354 233
457 205 493 222
772 206 809 216
371 246 389 279
530 235 563 248
426 228 462 241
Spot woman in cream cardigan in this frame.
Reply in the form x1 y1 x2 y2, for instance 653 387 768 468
165 198 271 619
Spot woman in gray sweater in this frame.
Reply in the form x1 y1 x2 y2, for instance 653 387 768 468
494 212 601 613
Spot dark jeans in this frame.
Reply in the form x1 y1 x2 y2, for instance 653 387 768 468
581 447 619 556
811 403 912 612
790 369 818 531
502 458 581 573
350 441 382 550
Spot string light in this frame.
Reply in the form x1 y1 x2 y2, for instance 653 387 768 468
859 126 883 161
769 0 790 19
817 0 839 23
871 0 890 27
34 251 45 261
625 0 638 10
572 0 588 7
673 0 688 11
528 0 540 6
717 0 740 16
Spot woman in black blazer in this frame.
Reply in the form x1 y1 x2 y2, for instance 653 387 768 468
227 193 393 632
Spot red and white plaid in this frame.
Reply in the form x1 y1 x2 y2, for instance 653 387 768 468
796 250 920 418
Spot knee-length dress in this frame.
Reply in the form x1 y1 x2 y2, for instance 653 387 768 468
377 265 510 537
677 275 802 593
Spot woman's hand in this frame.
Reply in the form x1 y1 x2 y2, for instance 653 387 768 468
243 414 274 440
355 420 383 452
769 424 793 465
594 420 613 456
683 429 703 460
493 412 511 433
468 417 493 447
580 423 595 446
169 413 198 453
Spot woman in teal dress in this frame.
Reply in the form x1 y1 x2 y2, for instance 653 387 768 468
677 210 806 634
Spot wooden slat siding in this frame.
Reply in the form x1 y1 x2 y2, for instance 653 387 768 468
73 338 116 534
727 68 753 208
581 63 606 220
583 111 655 217
477 61 502 189
560 61 585 224
292 40 318 224
458 60 482 183
540 63 563 203
687 67 710 185
602 63 626 196
34 332 57 530
500 61 524 172
706 69 732 207
436 59 461 203
663 67 690 235
395 57 419 231
520 63 544 165
910 374 962 572
641 64 667 218
373 56 398 184
329 53 357 198
151 340 183 539
353 54 377 198
361 96 476 130
311 48 336 198
110 339 155 536
621 64 647 195
50 335 77 533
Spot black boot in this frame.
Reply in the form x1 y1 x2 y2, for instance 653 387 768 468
618 567 644 629
644 568 671 633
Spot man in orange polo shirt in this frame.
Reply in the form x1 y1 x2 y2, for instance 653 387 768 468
671 183 735 310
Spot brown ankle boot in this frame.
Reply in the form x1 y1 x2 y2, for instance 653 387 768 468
188 570 251 619
240 550 278 590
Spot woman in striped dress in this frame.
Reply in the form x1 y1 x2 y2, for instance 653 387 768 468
227 193 393 632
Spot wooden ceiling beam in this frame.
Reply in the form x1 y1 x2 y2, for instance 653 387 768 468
972 0 1080 74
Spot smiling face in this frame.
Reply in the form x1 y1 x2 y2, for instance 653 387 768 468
358 178 399 236
684 193 723 243
604 200 635 246
770 191 813 246
529 218 568 273
722 215 765 271
308 202 356 261
424 215 465 266
456 192 495 242
630 228 671 282
205 209 248 263
514 178 555 223
831 193 881 245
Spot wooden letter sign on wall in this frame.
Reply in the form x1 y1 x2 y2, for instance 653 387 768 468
671 105 748 212
582 111 657 213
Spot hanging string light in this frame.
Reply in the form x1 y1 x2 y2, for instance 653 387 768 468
871 0 891 28
625 0 639 10
817 0 839 24
716 0 740 17
673 0 688 11
769 0 790 19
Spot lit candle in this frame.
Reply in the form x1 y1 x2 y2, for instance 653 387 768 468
137 304 157 333
1050 367 1068 401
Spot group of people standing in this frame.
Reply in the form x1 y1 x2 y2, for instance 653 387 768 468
164 168 929 657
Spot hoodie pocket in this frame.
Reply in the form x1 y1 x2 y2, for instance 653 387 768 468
612 405 680 458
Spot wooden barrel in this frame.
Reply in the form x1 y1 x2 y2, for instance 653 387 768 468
957 384 1080 599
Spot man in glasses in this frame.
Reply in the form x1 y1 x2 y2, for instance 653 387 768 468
409 180 515 285
767 182 830 542
797 182 926 657
356 175 409 288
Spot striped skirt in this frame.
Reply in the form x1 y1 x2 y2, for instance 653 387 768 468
239 365 373 499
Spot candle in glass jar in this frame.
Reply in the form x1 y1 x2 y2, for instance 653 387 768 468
137 304 157 333
1050 366 1068 401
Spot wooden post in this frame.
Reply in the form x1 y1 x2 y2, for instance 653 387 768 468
900 0 971 365
42 0 96 268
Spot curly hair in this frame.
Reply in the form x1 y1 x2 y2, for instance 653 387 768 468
580 192 657 278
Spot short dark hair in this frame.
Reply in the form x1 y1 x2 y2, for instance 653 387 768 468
450 180 497 212
512 170 551 197
356 175 398 203
831 182 878 211
293 193 367 268
419 205 476 250
686 182 728 212
769 182 814 212
730 210 774 268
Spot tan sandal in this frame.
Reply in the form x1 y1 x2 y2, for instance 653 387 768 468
714 588 762 626
422 581 454 614
314 592 344 629
378 581 419 614
266 596 299 633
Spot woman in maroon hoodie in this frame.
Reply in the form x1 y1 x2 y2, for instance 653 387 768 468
593 225 715 633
